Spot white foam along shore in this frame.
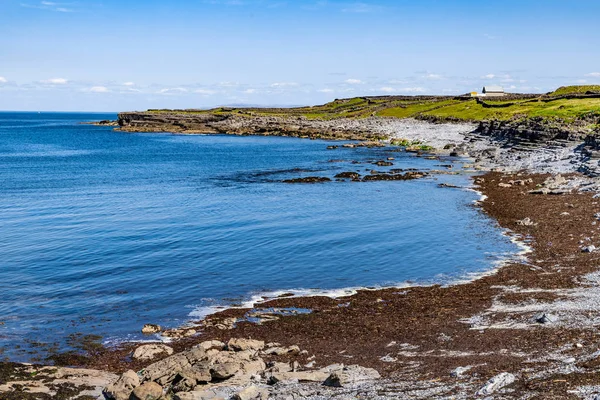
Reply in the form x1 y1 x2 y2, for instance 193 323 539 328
177 183 531 336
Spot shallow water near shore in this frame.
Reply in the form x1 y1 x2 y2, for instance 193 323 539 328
0 112 519 362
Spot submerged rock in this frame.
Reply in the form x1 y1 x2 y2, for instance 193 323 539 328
373 160 394 167
362 172 426 181
141 324 162 334
282 177 332 184
334 171 361 180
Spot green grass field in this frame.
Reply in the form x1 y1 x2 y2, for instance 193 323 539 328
146 86 600 128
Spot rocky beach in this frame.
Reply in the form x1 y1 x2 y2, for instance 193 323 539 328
5 106 600 399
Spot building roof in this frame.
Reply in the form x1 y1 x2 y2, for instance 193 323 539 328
483 86 504 93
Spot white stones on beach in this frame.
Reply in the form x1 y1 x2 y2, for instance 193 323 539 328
141 324 162 334
132 344 174 361
535 313 558 324
509 178 534 186
102 369 140 400
582 245 597 253
450 366 472 378
379 354 398 363
516 217 536 227
475 372 516 396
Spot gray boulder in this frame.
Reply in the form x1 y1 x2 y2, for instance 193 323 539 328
102 369 139 400
130 381 163 400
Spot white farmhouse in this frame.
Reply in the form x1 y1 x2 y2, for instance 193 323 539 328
482 86 505 97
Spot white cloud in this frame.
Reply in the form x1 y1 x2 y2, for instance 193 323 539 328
42 78 68 84
481 74 495 79
88 86 109 93
0 77 7 84
424 73 443 80
123 82 135 86
576 79 587 84
342 3 383 13
586 72 600 77
21 1 74 12
218 81 240 88
195 89 217 95
400 87 426 93
345 79 363 84
243 89 256 94
158 87 188 94
318 88 334 93
270 82 298 88
379 87 395 93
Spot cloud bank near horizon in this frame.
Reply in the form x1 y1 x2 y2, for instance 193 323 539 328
2 0 600 111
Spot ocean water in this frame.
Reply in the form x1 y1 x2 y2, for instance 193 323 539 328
0 112 518 362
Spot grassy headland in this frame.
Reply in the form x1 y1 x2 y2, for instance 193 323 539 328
144 85 600 123
118 86 600 141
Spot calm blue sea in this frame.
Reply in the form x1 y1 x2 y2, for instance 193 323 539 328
0 112 518 362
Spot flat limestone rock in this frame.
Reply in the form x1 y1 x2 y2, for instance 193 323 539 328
132 344 174 361
0 366 118 400
228 338 265 352
197 340 226 351
263 345 301 356
323 365 380 387
143 353 192 386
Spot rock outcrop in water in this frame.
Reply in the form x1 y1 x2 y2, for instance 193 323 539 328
117 112 387 141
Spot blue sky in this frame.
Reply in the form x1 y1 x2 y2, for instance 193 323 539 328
1 0 600 111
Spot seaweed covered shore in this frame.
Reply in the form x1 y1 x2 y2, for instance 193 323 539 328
6 95 600 397
6 170 600 399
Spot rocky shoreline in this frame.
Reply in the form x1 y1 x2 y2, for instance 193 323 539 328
115 111 600 176
6 116 600 398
